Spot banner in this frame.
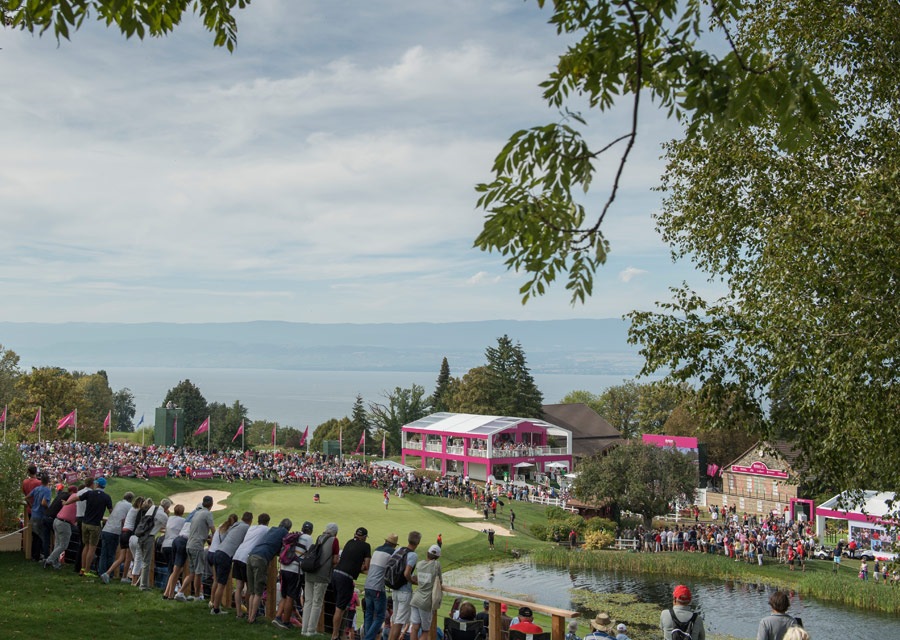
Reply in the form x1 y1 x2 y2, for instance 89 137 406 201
64 472 77 483
91 469 103 479
117 464 133 477
146 466 168 478
192 468 214 479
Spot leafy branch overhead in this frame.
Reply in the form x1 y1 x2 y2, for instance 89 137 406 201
1 0 252 51
475 0 835 303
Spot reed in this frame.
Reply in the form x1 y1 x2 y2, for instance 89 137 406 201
529 548 900 614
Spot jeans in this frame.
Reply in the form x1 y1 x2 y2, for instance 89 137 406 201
47 519 72 568
30 516 43 561
41 515 55 558
99 531 119 576
364 588 387 640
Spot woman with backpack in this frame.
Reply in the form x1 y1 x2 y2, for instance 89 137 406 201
409 544 443 640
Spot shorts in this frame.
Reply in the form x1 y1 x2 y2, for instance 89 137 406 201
393 590 412 624
280 569 300 601
247 554 268 596
232 560 248 582
172 537 188 568
410 606 432 630
119 530 133 550
214 550 233 585
187 547 205 574
332 570 355 609
82 523 101 547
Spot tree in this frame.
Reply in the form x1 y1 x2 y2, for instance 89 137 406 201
309 417 352 454
346 394 369 453
575 441 697 528
112 387 136 432
14 367 82 441
431 357 452 413
559 389 604 416
0 344 22 409
485 335 544 417
663 402 756 469
369 385 429 456
596 381 642 438
206 399 248 450
474 0 834 304
162 379 208 448
74 371 114 438
635 381 693 435
3 0 251 51
445 367 496 416
0 443 25 530
629 1 900 502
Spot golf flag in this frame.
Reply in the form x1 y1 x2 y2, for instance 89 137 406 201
57 410 76 430
194 416 210 436
299 425 308 447
0 405 5 423
354 431 365 455
31 408 41 432
232 420 244 443
136 414 144 429
173 414 178 441
103 411 111 432
382 433 386 455
271 422 276 446
339 425 342 448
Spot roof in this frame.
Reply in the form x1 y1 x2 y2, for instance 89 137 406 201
819 491 897 518
402 412 571 438
724 440 803 474
541 403 623 457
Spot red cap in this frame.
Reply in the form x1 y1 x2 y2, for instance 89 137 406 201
501 604 508 613
674 585 692 603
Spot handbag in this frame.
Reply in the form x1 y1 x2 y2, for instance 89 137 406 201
431 573 443 610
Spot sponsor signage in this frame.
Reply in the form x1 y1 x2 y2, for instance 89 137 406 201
146 466 168 478
731 461 788 478
64 472 77 483
642 434 699 450
192 468 214 479
91 469 104 479
117 464 133 477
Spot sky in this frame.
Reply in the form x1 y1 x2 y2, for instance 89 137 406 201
1 1 723 324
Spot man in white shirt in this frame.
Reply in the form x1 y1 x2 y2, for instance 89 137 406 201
232 513 271 618
138 498 172 590
100 492 134 576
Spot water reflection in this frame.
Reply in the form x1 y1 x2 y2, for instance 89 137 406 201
443 560 899 640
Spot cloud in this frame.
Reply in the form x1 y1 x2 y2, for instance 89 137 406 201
467 271 502 286
619 267 648 283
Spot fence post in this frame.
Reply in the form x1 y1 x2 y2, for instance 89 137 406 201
488 601 502 640
223 566 233 610
24 518 32 559
551 613 566 640
265 557 277 619
429 611 437 640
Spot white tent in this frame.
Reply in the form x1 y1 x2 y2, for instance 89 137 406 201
514 462 535 468
373 460 414 471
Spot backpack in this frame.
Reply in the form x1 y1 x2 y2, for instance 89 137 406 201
134 506 159 538
383 547 411 589
300 533 332 573
279 532 302 565
668 607 697 640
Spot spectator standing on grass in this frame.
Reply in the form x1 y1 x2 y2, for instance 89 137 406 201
138 498 171 590
27 473 52 561
331 527 372 640
302 522 340 637
660 585 705 640
210 510 251 615
231 512 268 617
70 477 112 577
99 491 134 577
106 495 144 583
274 520 313 629
166 505 199 600
616 623 631 640
160 504 186 577
757 591 797 640
44 484 78 569
364 533 399 640
185 495 216 600
387 531 421 640
246 517 292 624
408 544 442 640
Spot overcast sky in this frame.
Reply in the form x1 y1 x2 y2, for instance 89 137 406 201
1 1 720 324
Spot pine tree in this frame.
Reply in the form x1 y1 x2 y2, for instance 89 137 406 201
349 394 369 453
484 335 543 418
431 357 451 412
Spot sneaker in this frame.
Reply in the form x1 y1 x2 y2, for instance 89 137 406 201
214 609 229 615
273 618 290 629
100 573 110 584
140 587 152 592
120 578 131 583
196 595 205 601
84 571 99 578
175 593 187 602
186 596 196 601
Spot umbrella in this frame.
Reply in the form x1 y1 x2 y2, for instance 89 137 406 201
514 462 535 468
564 473 579 479
546 462 568 468
373 460 414 471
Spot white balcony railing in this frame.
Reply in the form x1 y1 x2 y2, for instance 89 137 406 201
445 446 465 456
405 440 423 449
467 448 488 458
488 446 569 458
425 443 443 453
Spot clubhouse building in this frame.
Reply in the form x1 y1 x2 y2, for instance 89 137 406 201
400 412 573 482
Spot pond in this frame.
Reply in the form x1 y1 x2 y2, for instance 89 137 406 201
443 561 900 640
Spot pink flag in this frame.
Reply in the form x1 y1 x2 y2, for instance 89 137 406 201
57 410 76 430
31 408 40 432
0 405 6 423
353 432 365 455
103 411 111 432
382 433 386 454
299 425 308 447
271 423 276 446
231 420 244 443
193 416 210 436
173 414 178 442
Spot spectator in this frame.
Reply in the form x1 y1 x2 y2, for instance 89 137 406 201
231 512 269 617
274 520 313 629
509 606 543 634
476 601 490 628
99 491 134 577
364 533 399 640
138 498 172 590
246 517 292 624
387 531 421 640
166 504 198 600
44 484 78 569
185 495 216 601
409 544 443 640
69 477 112 577
302 522 340 636
160 504 186 578
331 526 372 640
105 495 144 583
26 473 52 561
660 585 705 640
210 511 251 615
757 591 796 640
616 623 631 640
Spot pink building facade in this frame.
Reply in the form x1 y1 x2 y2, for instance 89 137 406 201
400 412 573 482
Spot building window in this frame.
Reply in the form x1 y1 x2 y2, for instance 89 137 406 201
747 476 753 492
728 474 735 491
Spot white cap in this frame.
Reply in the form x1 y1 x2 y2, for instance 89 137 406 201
428 544 442 557
617 624 627 632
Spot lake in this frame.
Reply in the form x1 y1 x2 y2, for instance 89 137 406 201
94 366 654 431
443 561 900 640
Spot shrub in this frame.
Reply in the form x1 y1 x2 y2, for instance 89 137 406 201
585 517 617 534
528 523 548 540
0 444 25 530
564 514 586 533
546 506 567 521
583 530 615 550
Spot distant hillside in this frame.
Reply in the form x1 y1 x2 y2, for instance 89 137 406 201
0 319 642 374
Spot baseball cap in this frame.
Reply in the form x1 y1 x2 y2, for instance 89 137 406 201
673 585 692 603
302 521 313 534
355 527 369 537
519 606 533 618
617 624 627 632
96 477 107 488
500 604 508 613
56 483 64 491
428 544 442 557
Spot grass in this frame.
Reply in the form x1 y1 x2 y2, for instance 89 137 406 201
530 547 900 614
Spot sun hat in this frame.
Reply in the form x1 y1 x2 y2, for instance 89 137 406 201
590 613 615 632
673 585 692 603
385 533 399 545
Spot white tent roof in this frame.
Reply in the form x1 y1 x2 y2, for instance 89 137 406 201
819 491 897 517
402 412 571 439
373 460 414 471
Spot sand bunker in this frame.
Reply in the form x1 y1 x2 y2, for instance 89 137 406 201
168 489 231 512
425 506 483 518
457 522 515 537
